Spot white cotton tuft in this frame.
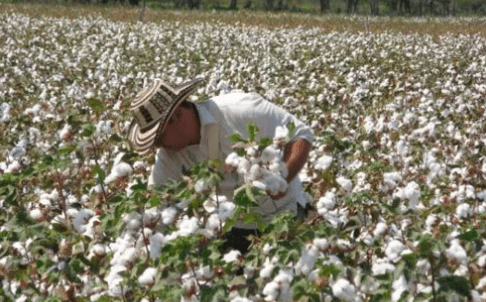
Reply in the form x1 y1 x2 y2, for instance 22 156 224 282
332 278 356 302
150 233 165 259
336 176 353 193
261 146 279 163
161 207 177 225
177 216 199 236
313 238 329 250
274 125 289 141
392 275 409 302
138 267 157 286
30 208 43 221
373 222 388 238
105 162 133 184
446 239 467 264
372 259 395 275
194 179 209 194
385 240 406 263
456 203 472 218
223 250 241 263
57 123 72 140
316 191 336 213
314 155 333 170
393 181 421 210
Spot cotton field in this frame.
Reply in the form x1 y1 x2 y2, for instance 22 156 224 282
1 10 486 302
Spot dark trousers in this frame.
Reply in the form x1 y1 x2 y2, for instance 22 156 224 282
219 204 309 255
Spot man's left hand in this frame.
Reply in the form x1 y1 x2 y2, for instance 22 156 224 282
268 191 286 200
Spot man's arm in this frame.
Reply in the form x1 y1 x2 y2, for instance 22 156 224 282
283 139 312 183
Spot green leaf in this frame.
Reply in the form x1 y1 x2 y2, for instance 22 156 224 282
458 229 478 241
258 137 272 151
199 284 227 302
58 144 76 155
287 121 296 137
81 123 96 137
93 166 106 184
229 133 246 143
292 278 311 300
87 98 104 115
243 213 259 225
149 196 161 207
437 276 471 298
247 123 259 142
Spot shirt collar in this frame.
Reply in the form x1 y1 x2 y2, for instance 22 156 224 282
194 103 216 147
195 102 216 126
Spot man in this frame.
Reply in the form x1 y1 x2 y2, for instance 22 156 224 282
128 78 313 253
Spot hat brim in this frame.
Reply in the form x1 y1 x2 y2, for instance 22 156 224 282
128 119 161 155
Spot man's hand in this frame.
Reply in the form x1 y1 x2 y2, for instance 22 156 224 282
268 190 287 200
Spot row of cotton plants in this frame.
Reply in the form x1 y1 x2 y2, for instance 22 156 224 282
1 10 486 302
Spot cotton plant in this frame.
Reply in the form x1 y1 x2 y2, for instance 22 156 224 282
224 122 295 225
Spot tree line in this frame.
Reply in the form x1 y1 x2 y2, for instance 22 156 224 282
23 0 486 15
139 0 484 15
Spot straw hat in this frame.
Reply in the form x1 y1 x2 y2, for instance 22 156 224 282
128 78 204 155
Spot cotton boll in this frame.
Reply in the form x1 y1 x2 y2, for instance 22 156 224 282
161 207 177 224
117 247 139 267
393 181 421 210
392 275 409 302
252 180 267 191
262 281 279 301
72 209 95 233
372 259 395 275
194 179 209 194
317 191 336 213
203 198 217 213
150 233 165 259
223 250 241 263
57 124 72 141
456 203 472 218
177 216 199 237
446 239 467 264
237 158 251 175
217 201 235 220
373 222 387 238
385 240 405 263
89 244 107 258
225 152 241 167
262 243 272 255
261 146 279 163
336 176 353 193
314 155 333 170
332 278 356 302
313 238 329 251
30 208 44 221
295 245 318 276
260 258 275 278
274 125 289 141
138 267 157 286
105 162 133 184
247 164 263 181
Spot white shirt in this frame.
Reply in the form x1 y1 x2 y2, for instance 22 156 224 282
149 92 314 228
